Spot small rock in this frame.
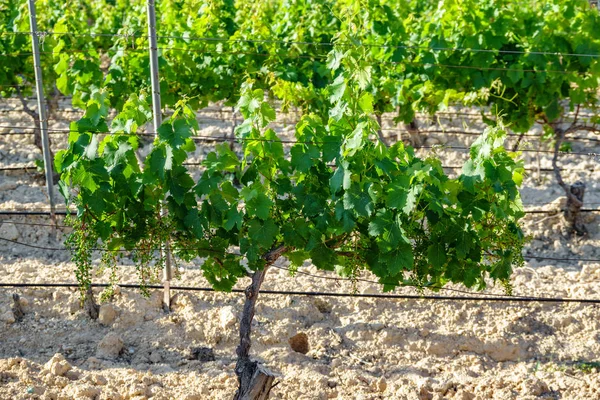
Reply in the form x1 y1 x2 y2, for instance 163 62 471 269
44 354 72 377
69 300 80 314
288 332 310 354
1 310 15 324
86 357 103 369
149 351 162 363
313 298 333 313
425 137 441 146
75 385 101 399
187 346 215 362
98 304 117 326
220 306 237 329
87 374 108 386
18 296 29 310
183 395 204 400
373 377 387 392
65 370 81 381
520 378 549 396
96 333 124 359
0 182 18 191
0 223 18 240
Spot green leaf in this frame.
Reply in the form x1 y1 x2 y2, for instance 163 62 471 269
326 49 344 71
248 219 279 249
84 136 99 160
224 207 243 231
72 165 98 193
310 244 336 271
146 144 173 181
358 92 374 114
380 244 413 276
329 74 346 103
354 66 372 89
368 210 391 237
247 192 273 220
343 122 365 156
259 102 276 126
427 241 447 270
159 118 192 148
184 209 204 238
288 250 309 267
290 144 319 172
343 184 374 217
329 161 350 193
168 166 194 204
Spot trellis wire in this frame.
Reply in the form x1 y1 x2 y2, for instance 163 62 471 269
1 208 599 219
0 126 598 156
1 123 599 144
1 236 599 264
0 102 595 124
1 281 600 304
1 44 600 77
3 30 600 60
0 163 569 174
6 48 598 77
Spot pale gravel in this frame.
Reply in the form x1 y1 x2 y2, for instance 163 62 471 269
0 100 599 400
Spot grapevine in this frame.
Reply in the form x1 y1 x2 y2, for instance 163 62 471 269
56 41 527 395
3 0 597 397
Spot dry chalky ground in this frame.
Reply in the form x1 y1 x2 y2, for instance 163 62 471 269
1 103 599 399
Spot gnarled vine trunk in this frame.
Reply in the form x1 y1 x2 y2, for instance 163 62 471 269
403 119 422 147
552 126 588 237
84 286 100 320
375 114 389 146
563 181 587 236
16 86 58 181
234 246 286 400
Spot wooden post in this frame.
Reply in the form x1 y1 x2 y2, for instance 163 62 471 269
27 0 55 220
147 0 172 309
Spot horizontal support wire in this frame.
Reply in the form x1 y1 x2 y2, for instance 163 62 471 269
0 164 578 174
1 206 599 215
1 123 599 144
0 166 39 171
0 46 593 76
0 281 599 304
2 30 600 59
268 264 585 300
1 208 599 217
0 236 599 264
0 126 598 156
0 102 595 125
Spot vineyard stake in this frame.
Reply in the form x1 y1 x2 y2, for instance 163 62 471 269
147 0 172 310
27 0 55 221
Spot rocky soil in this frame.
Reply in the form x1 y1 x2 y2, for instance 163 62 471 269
0 100 599 399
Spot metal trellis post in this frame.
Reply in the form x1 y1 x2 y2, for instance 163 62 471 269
147 0 172 310
27 0 55 220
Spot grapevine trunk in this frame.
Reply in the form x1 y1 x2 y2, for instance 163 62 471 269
234 246 286 399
